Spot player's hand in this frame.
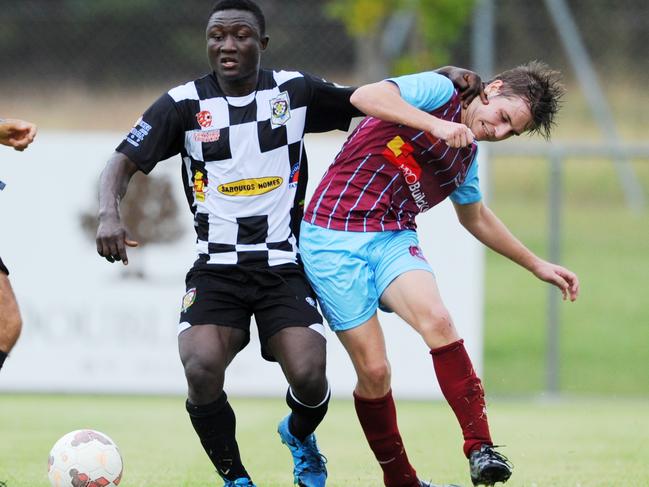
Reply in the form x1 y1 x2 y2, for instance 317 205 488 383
531 261 580 302
96 217 139 265
0 119 38 151
429 119 475 148
443 67 489 108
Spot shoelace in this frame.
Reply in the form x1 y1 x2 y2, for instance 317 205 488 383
295 437 328 474
482 445 513 468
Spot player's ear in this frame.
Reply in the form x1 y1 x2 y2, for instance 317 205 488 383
260 35 269 51
484 79 503 97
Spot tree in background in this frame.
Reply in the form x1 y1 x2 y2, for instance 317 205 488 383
80 173 184 279
327 0 474 80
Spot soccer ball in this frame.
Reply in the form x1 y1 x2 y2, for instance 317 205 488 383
47 429 123 487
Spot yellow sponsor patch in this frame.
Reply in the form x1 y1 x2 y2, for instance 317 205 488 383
386 135 406 157
218 177 283 197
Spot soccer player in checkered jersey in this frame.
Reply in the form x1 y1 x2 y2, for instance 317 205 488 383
300 62 580 487
0 117 37 372
96 1 486 486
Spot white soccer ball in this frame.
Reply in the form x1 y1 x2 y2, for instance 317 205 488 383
47 429 123 487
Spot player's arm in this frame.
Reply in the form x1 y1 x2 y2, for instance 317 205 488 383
453 201 580 301
96 92 183 265
96 152 140 265
350 77 474 148
303 73 363 133
0 118 37 151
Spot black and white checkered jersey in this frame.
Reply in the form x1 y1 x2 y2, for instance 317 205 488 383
116 69 358 268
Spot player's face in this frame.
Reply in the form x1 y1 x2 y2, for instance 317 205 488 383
463 80 532 142
206 9 269 94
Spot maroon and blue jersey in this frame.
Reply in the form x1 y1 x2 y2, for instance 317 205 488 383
304 72 481 232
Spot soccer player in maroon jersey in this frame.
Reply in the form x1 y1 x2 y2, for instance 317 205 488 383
0 117 37 372
300 62 580 486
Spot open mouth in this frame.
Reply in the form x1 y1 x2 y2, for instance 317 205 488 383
220 58 238 69
481 121 493 139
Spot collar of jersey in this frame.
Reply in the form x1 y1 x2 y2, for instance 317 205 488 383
224 91 257 107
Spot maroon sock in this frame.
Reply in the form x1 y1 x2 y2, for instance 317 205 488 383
430 339 492 457
354 390 418 487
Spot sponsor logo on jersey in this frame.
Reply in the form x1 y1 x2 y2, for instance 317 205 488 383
125 117 152 148
196 110 213 128
194 171 208 202
182 288 197 313
270 91 291 128
409 245 428 262
305 296 317 308
193 129 221 143
218 177 283 197
383 135 430 212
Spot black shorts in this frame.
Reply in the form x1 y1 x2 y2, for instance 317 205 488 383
178 263 324 361
0 256 8 276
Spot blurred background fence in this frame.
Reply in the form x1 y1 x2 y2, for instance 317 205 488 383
1 0 647 398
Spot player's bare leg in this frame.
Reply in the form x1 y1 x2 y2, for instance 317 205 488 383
381 270 512 485
337 315 422 487
0 272 22 371
269 326 329 487
179 324 254 486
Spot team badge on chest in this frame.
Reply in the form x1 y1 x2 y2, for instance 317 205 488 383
270 91 291 128
196 110 213 128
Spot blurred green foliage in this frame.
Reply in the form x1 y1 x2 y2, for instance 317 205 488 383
327 0 475 74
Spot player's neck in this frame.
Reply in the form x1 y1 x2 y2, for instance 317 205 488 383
215 72 259 97
460 101 474 127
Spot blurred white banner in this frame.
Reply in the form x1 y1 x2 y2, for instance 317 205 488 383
0 131 483 398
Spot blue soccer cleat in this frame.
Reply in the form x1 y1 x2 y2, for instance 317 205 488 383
222 477 256 487
278 415 327 487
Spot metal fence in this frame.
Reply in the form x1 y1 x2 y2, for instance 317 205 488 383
1 0 648 92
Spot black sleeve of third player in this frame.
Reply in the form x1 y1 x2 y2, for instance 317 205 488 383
303 73 363 133
115 93 184 174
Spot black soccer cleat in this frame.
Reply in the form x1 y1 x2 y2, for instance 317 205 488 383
469 445 512 486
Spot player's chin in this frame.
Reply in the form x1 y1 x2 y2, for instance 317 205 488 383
215 67 242 80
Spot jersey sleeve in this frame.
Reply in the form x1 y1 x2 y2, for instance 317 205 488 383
115 93 184 174
450 154 483 205
303 73 362 133
387 71 454 112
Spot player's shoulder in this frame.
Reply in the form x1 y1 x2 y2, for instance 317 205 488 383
167 73 222 102
265 68 307 88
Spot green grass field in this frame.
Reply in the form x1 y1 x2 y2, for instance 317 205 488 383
1 395 647 487
484 157 649 396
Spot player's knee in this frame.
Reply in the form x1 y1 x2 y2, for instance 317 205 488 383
183 356 225 396
416 306 457 344
358 359 391 389
0 303 22 352
286 356 327 398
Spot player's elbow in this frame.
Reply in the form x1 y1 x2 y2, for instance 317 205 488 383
350 82 393 114
350 85 373 113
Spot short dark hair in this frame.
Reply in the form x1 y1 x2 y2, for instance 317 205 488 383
209 0 266 36
490 61 565 140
